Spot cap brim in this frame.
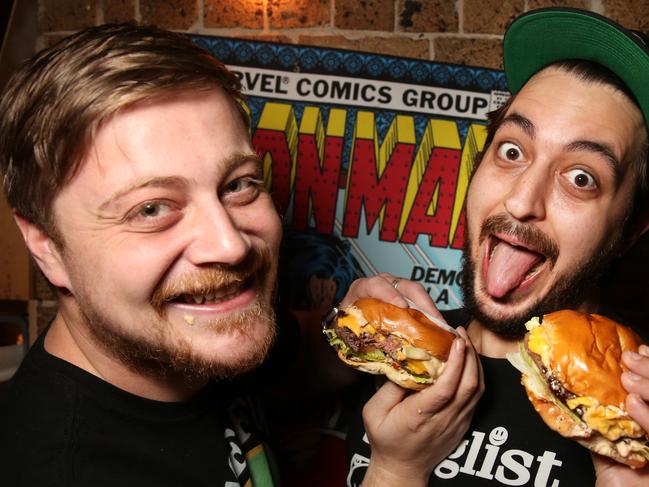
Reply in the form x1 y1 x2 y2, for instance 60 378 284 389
504 8 649 126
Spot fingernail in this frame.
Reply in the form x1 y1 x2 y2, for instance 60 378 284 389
625 372 642 381
639 345 649 357
626 351 642 361
455 338 465 352
628 393 642 404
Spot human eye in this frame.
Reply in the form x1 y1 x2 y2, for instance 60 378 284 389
124 200 181 231
496 142 525 162
222 176 264 205
563 168 598 191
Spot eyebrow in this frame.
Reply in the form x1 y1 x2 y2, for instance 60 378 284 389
498 112 622 182
565 140 621 182
98 176 189 212
499 112 536 139
97 151 262 212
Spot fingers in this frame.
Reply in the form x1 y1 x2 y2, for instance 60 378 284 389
340 274 443 321
626 393 649 433
622 346 649 400
415 327 482 416
363 380 409 424
410 337 465 415
386 276 443 320
340 274 408 308
622 345 649 433
447 326 484 414
457 326 485 403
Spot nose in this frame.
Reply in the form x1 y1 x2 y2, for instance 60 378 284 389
185 202 251 266
503 165 548 222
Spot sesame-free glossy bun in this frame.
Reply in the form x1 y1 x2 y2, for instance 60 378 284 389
539 310 644 410
354 298 455 362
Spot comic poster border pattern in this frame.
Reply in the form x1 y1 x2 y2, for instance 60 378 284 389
192 36 508 94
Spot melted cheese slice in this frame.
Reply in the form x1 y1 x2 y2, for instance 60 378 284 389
567 397 644 441
337 306 370 336
526 319 551 364
407 359 427 375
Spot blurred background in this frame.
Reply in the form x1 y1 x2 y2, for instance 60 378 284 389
0 0 648 385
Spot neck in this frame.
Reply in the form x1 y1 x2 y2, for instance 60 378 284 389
466 320 520 358
44 304 207 402
466 297 601 359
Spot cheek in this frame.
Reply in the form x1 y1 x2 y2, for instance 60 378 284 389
74 235 177 303
245 199 283 250
547 199 613 265
466 169 497 235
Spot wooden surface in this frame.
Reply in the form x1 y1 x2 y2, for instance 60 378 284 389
0 190 30 300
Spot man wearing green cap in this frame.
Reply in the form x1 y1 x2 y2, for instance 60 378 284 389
342 8 649 486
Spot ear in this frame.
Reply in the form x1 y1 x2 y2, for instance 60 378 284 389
13 213 72 290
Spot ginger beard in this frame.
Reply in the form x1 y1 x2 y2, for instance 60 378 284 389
461 214 623 339
75 246 277 380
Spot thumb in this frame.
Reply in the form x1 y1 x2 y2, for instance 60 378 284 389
363 380 408 422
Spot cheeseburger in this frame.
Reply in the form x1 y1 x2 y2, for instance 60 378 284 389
323 298 456 390
507 310 649 468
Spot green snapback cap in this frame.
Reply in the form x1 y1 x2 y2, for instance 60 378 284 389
503 8 649 127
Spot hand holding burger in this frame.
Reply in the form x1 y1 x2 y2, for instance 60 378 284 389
507 310 649 468
331 275 483 486
323 297 456 390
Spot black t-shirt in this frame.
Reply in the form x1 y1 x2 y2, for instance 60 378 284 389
345 310 598 487
0 332 275 487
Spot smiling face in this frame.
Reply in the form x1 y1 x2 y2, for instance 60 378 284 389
463 67 646 338
49 89 282 379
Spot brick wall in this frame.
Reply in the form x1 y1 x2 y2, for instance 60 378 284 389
36 0 649 69
25 0 649 328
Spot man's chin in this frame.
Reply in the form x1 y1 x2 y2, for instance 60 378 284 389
181 312 277 379
464 291 538 339
82 300 277 381
178 326 276 380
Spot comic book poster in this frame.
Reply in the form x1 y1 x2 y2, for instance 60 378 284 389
190 37 510 485
193 36 509 313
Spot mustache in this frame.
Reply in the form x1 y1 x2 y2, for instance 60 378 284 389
479 214 559 263
150 246 272 311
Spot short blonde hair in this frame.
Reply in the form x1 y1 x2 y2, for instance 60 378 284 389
0 23 248 241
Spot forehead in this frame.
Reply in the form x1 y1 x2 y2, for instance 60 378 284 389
57 89 253 202
507 67 646 155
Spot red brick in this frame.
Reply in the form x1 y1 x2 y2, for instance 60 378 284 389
104 0 137 24
603 0 649 31
527 0 589 10
140 0 199 30
235 34 294 44
463 0 524 35
298 35 429 59
204 0 264 29
399 0 458 33
435 37 502 69
335 0 395 31
268 0 329 29
39 0 97 32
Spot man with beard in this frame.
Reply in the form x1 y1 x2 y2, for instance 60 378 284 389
0 24 281 486
342 8 649 486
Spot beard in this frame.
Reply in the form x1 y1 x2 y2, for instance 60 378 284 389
461 214 623 339
75 246 278 381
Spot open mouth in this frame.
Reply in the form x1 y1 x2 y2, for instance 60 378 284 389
166 278 254 306
483 234 548 299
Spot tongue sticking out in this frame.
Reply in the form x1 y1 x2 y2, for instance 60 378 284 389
486 241 543 298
